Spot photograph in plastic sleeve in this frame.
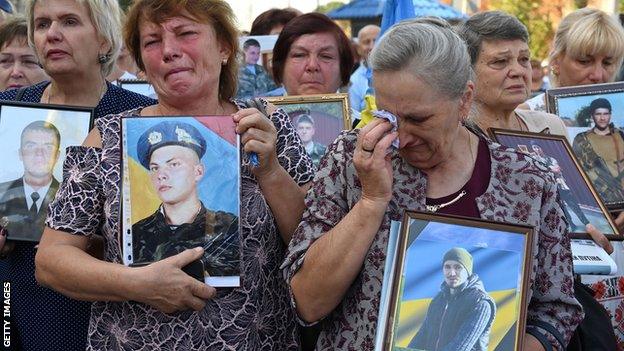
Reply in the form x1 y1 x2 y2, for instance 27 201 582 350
121 116 241 287
491 129 619 238
379 211 533 351
0 101 93 242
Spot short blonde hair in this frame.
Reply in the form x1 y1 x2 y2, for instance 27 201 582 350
26 0 122 76
550 8 624 87
124 0 239 102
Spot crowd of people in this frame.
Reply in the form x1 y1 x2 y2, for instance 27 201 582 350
0 0 623 350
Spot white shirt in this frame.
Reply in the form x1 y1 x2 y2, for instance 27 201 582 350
23 179 52 212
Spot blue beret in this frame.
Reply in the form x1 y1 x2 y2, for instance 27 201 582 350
137 121 206 169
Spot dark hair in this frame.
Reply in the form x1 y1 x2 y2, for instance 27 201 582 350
243 38 260 50
21 120 61 148
272 13 353 87
249 8 300 35
0 16 28 50
456 10 529 66
589 98 612 114
124 0 239 102
294 113 314 126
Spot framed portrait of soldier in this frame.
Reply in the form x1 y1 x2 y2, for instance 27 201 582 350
546 82 624 209
120 116 241 287
376 211 534 351
0 101 93 242
117 78 157 99
267 93 351 168
491 129 620 238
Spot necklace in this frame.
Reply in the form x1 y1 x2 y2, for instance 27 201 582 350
424 129 474 213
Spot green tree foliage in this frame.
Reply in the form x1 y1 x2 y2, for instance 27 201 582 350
487 0 570 62
119 0 131 11
315 1 345 14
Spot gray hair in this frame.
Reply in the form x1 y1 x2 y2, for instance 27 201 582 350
26 0 122 76
369 17 472 98
456 11 529 67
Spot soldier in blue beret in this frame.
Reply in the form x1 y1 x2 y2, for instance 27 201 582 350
132 121 239 278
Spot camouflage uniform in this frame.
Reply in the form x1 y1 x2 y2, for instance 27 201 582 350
236 64 277 99
132 203 239 276
572 125 624 204
306 141 327 169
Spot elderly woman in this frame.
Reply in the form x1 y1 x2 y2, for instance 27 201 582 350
0 16 48 91
34 0 313 349
522 8 624 111
283 18 582 351
0 0 155 350
266 13 353 97
456 11 567 136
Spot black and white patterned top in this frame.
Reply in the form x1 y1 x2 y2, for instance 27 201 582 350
0 81 156 351
46 99 314 350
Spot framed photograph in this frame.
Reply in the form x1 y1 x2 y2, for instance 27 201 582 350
546 82 624 209
120 116 241 287
266 93 351 167
491 129 620 238
0 101 94 242
379 211 534 351
117 79 157 99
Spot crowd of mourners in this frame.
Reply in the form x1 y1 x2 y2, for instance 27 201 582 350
0 0 624 350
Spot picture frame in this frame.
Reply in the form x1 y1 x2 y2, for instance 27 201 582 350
117 78 157 99
378 211 534 351
490 128 621 238
120 115 241 287
266 93 351 167
546 82 624 209
0 101 94 242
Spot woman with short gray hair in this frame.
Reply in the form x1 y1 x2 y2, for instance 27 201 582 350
283 17 582 350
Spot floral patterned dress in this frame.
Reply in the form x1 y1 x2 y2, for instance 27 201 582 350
45 100 314 350
282 131 583 351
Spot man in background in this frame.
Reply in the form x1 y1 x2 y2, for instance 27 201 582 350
348 25 380 114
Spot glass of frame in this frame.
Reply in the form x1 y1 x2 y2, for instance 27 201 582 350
120 116 241 287
546 82 624 209
0 101 93 242
378 211 534 351
117 78 157 99
267 93 351 168
491 129 620 238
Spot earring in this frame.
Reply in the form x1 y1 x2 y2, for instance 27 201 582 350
222 58 228 66
551 66 559 76
98 53 111 65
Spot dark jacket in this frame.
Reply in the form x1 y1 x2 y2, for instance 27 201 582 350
408 273 496 351
132 203 239 276
0 177 59 242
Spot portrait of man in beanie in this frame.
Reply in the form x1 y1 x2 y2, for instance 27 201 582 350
408 247 496 351
572 97 624 205
130 120 239 277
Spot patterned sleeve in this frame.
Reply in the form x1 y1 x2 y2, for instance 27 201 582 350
265 101 315 185
281 132 356 325
45 146 103 236
526 177 583 351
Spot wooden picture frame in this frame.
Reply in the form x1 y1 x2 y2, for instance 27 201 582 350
378 211 534 351
120 115 241 287
490 128 621 238
0 101 93 242
267 93 351 167
546 82 624 209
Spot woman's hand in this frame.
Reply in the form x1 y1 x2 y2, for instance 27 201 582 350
354 118 398 206
132 247 216 314
0 226 14 258
523 333 546 351
586 224 614 254
233 108 280 179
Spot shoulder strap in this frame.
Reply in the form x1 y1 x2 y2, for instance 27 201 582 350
14 86 27 101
